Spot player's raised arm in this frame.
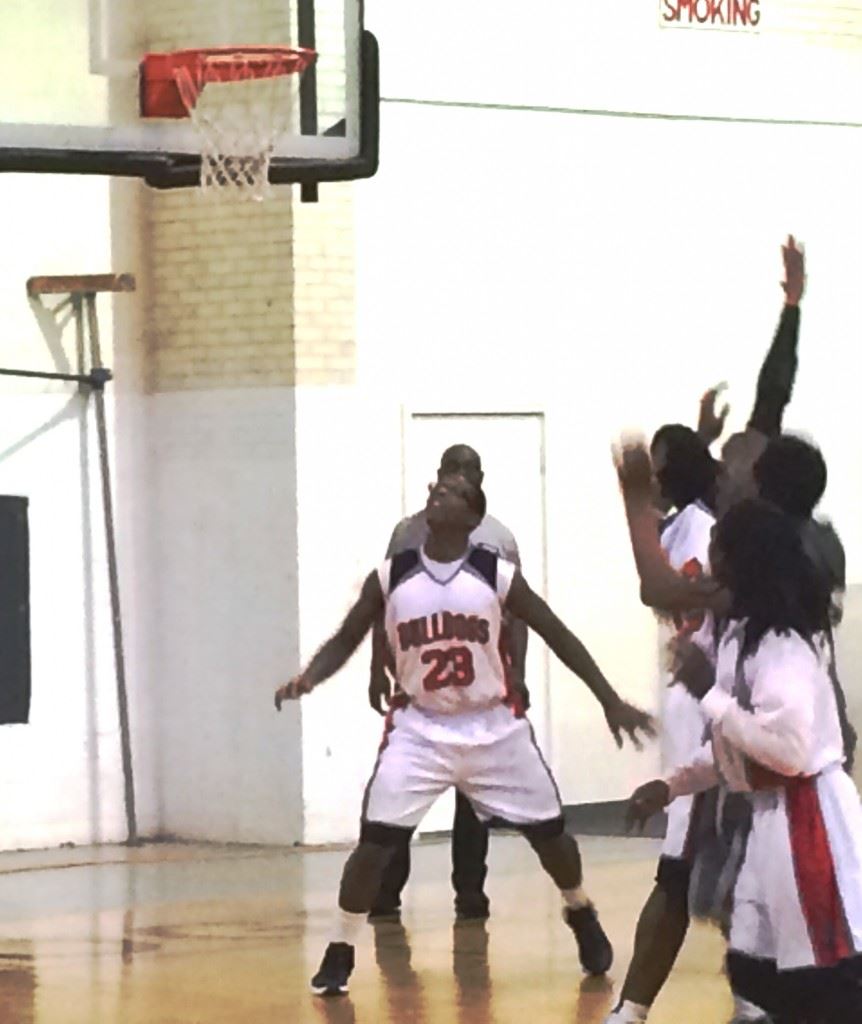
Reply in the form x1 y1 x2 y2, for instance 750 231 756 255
276 570 384 709
613 439 728 614
747 235 804 438
505 571 656 749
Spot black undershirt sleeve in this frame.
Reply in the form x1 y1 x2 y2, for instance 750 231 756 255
747 304 800 437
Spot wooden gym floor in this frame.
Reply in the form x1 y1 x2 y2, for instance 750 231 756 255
0 834 733 1023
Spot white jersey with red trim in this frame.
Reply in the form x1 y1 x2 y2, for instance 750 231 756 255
658 502 715 771
378 546 516 715
674 622 862 972
660 500 714 611
657 501 716 859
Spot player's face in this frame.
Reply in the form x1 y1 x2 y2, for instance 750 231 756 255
426 475 478 530
649 440 672 513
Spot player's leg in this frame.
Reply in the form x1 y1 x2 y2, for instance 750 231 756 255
724 835 781 1024
726 952 785 1022
604 858 691 1024
463 714 612 975
313 824 415 996
451 789 490 919
368 828 410 921
517 814 613 975
311 711 452 997
604 791 704 1022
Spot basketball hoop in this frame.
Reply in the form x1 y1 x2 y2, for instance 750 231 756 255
140 47 316 200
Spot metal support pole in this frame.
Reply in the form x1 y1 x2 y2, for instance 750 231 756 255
83 294 138 846
0 366 111 387
297 0 319 203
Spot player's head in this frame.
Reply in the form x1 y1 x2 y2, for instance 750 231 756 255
715 429 768 516
711 498 830 650
650 424 717 512
754 434 827 520
438 445 483 488
425 474 486 533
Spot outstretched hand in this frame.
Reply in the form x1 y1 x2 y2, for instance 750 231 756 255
626 779 671 834
604 699 657 750
698 383 730 446
781 234 805 306
612 437 653 504
275 675 314 710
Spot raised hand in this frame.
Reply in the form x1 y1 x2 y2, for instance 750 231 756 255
781 234 805 306
626 779 671 833
697 382 730 446
612 437 653 503
275 675 315 710
604 699 657 750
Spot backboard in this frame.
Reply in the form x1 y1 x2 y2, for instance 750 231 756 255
0 0 377 190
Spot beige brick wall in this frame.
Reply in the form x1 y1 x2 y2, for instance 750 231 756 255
291 182 355 387
146 191 297 391
140 0 356 393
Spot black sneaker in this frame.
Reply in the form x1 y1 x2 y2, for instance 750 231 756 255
454 894 490 921
564 904 613 976
310 942 355 997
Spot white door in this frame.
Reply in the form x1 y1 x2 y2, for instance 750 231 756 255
403 412 549 834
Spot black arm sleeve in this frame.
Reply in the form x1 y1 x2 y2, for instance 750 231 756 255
747 305 800 437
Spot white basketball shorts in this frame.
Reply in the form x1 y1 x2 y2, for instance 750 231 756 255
362 703 562 829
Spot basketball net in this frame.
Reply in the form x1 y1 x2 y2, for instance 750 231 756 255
173 51 313 201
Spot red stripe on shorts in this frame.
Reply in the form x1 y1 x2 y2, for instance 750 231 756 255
786 776 852 967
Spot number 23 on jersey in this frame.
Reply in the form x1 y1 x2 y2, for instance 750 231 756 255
420 646 476 691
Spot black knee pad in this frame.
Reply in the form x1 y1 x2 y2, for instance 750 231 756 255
360 820 414 851
518 816 566 845
655 855 691 903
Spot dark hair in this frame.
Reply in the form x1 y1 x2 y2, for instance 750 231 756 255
754 435 826 519
714 498 830 655
440 444 481 473
651 424 717 511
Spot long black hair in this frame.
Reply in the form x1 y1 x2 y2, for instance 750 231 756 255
713 498 831 657
651 423 717 512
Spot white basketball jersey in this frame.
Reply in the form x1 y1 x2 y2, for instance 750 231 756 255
378 546 517 714
658 501 715 776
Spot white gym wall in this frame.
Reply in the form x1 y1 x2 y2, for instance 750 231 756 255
0 2 129 850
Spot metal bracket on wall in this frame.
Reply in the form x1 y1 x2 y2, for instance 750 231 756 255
21 272 139 847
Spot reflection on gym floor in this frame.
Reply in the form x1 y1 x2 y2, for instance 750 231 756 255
0 836 732 1023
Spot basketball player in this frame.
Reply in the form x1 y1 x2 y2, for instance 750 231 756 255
610 442 851 1024
369 443 526 922
632 500 862 1024
275 474 655 996
616 234 806 614
606 236 810 1024
604 426 719 1024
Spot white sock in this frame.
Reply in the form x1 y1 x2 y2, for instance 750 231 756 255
331 908 364 946
732 994 766 1020
604 999 649 1024
561 886 591 910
